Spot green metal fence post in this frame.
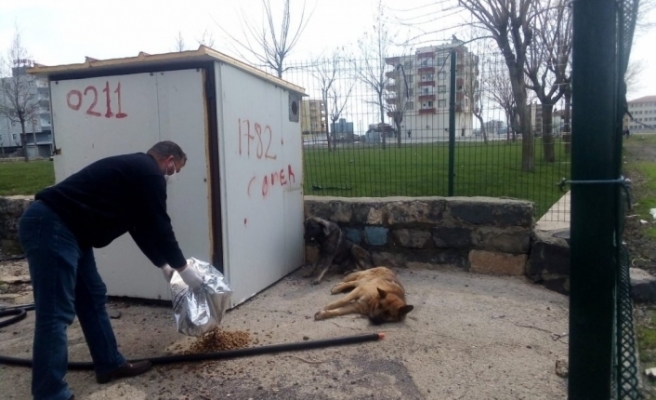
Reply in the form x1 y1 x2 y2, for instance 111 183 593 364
448 50 456 196
569 0 619 397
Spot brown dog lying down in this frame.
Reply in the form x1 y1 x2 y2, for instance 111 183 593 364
314 267 414 325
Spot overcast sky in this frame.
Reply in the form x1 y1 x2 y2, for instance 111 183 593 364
0 0 654 122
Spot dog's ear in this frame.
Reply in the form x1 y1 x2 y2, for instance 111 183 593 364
377 288 387 299
398 305 414 318
316 218 334 237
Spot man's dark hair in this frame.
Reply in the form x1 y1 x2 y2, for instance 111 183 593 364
147 141 187 163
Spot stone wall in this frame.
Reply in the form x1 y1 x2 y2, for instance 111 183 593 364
305 196 535 276
1 195 571 294
0 196 33 254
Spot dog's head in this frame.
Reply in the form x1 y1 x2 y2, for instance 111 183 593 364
368 288 414 325
304 217 333 243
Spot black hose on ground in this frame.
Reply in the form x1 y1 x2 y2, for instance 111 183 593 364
0 303 384 370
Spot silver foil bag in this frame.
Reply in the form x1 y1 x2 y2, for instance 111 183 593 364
169 257 232 337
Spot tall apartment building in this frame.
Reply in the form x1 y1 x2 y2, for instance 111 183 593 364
300 98 326 135
0 59 53 157
624 95 656 132
384 38 480 141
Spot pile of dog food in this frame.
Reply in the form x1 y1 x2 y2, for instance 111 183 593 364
185 328 251 354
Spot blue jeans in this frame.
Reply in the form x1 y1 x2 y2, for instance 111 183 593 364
18 200 126 400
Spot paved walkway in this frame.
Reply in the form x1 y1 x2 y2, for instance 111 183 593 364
536 191 570 232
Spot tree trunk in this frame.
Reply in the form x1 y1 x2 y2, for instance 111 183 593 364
379 92 386 150
475 113 487 144
520 105 534 171
563 85 572 155
323 94 332 152
506 60 533 170
32 128 38 159
541 103 555 162
20 120 28 162
396 119 402 147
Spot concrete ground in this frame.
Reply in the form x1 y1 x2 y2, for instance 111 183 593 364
0 264 568 400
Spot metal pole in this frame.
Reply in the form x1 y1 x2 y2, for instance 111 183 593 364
569 0 618 396
448 50 456 196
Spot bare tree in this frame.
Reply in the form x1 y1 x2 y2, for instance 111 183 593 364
485 54 518 142
0 30 39 162
197 29 215 48
384 47 413 148
328 73 356 144
468 61 487 144
525 0 571 162
313 50 342 151
458 0 536 171
624 59 645 97
357 0 393 149
174 31 186 52
216 0 313 78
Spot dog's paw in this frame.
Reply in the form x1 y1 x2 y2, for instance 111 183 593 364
314 310 327 320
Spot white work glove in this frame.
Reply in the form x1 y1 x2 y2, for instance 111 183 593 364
177 263 204 289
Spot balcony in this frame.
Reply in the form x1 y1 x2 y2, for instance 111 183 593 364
385 56 401 65
418 80 435 87
419 94 436 101
385 83 397 91
418 66 435 74
418 108 436 115
385 97 398 105
385 71 398 79
416 51 435 59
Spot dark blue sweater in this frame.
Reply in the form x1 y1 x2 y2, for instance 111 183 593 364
36 152 186 269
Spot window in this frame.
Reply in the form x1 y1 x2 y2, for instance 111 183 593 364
12 134 17 141
404 60 413 69
438 85 447 93
438 72 447 80
408 88 414 96
439 100 446 108
406 102 414 110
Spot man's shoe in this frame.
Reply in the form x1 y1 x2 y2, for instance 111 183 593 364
96 360 153 384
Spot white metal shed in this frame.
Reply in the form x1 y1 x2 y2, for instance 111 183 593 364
28 46 306 308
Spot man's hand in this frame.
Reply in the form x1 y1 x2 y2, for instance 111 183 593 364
176 263 204 289
161 265 175 282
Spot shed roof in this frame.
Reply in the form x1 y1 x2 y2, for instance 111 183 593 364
27 45 305 94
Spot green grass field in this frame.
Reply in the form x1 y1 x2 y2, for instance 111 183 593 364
623 134 656 239
0 139 571 218
304 138 571 218
0 159 54 196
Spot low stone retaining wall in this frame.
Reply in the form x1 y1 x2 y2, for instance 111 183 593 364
1 195 573 296
305 196 535 276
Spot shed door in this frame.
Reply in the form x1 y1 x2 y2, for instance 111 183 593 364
216 62 305 307
50 69 213 300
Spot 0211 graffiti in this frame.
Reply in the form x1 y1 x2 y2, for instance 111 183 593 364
66 81 128 119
